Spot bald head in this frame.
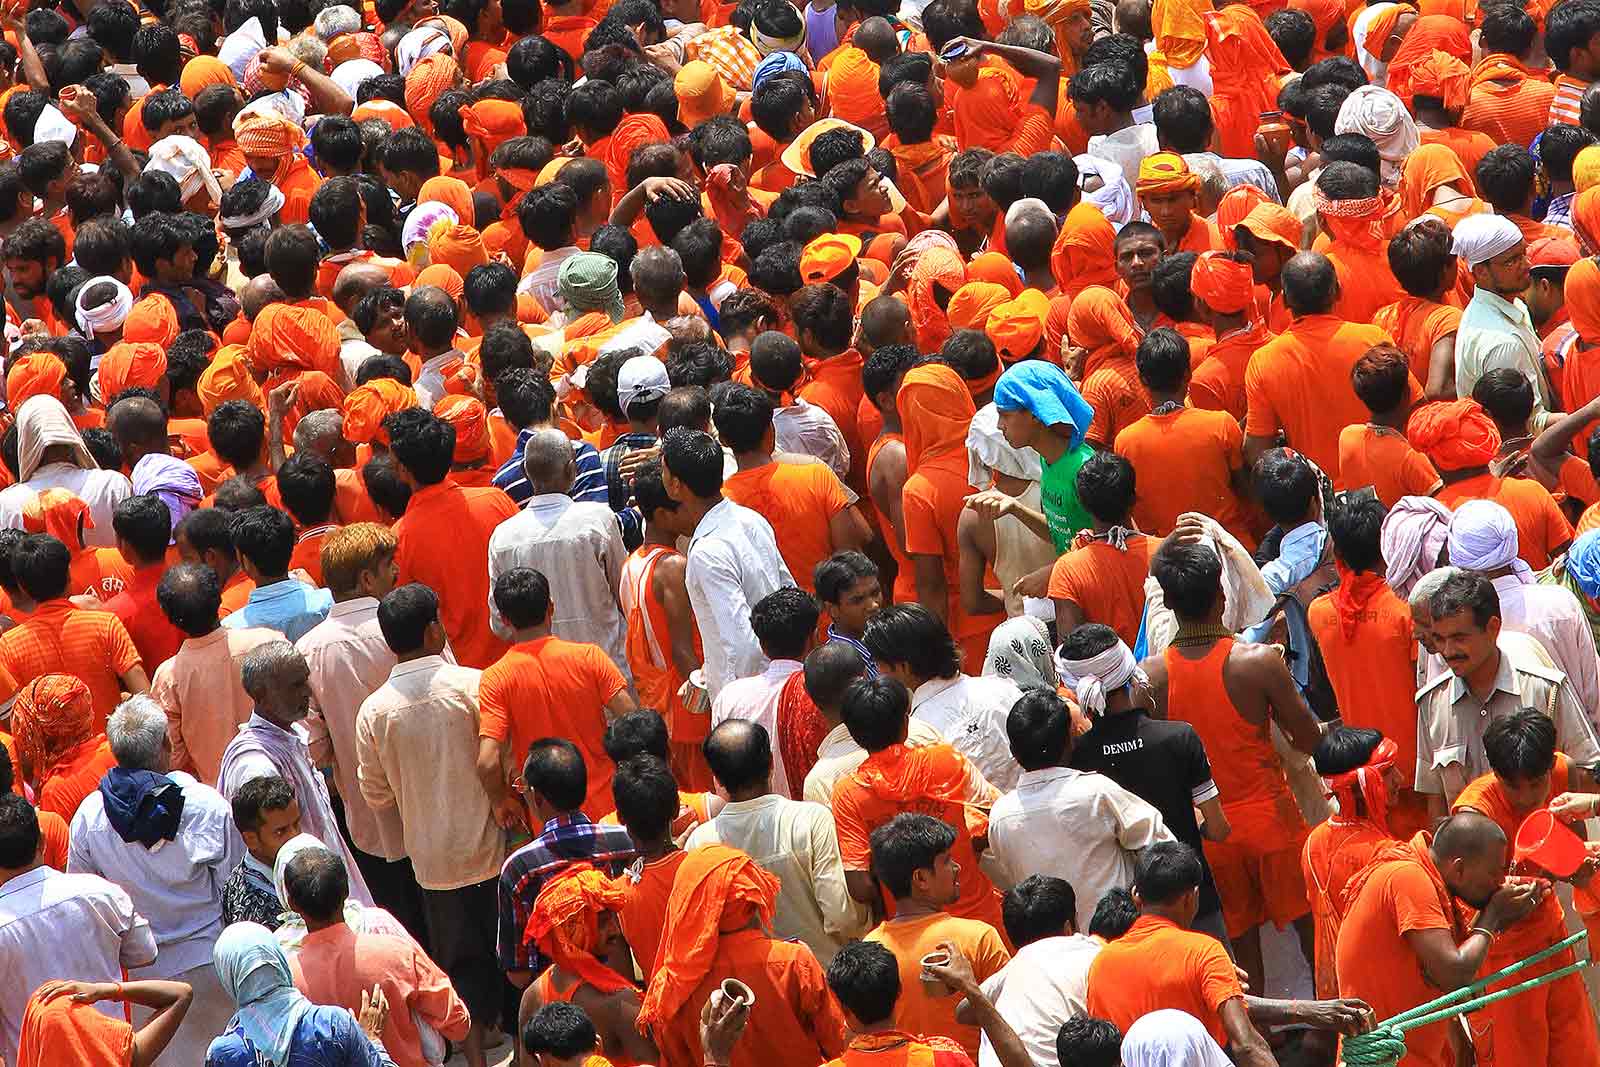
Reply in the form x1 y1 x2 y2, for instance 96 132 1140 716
521 427 576 494
1005 202 1059 272
702 719 774 795
1433 810 1508 861
242 276 287 321
107 396 168 458
332 262 393 316
860 295 912 352
632 246 686 310
855 16 899 60
1282 251 1339 316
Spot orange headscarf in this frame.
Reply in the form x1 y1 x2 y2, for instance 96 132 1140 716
1398 143 1476 220
1406 398 1500 471
1216 185 1272 251
6 353 66 408
1384 15 1471 105
1388 48 1472 110
966 252 1024 295
1191 251 1256 314
636 845 781 1030
180 55 238 100
908 246 967 352
954 66 1025 153
601 114 672 204
1150 0 1212 67
17 984 133 1067
1067 286 1142 372
97 342 168 402
1315 184 1404 253
343 379 419 445
248 304 341 378
897 363 977 474
428 225 489 276
21 488 92 551
197 345 265 415
1575 188 1600 255
352 99 414 128
10 674 95 783
405 53 461 132
828 48 883 133
122 295 181 347
1206 4 1293 158
1288 0 1346 61
946 282 1014 331
523 863 634 994
435 394 490 461
417 175 476 224
459 99 526 180
234 111 308 164
1567 257 1600 346
1052 201 1118 299
415 263 465 301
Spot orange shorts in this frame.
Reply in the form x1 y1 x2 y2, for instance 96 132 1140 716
1205 821 1312 938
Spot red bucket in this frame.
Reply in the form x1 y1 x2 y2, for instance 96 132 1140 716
1514 809 1587 878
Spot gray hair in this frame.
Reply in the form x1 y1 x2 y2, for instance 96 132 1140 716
106 695 170 771
996 13 1055 52
521 427 575 491
1183 155 1229 216
240 641 307 699
631 246 686 303
292 409 344 456
287 35 328 72
314 4 362 39
1408 566 1462 610
1005 196 1054 229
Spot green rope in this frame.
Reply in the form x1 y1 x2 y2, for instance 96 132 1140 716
1340 932 1590 1067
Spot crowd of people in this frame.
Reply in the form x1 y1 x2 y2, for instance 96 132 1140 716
7 0 1600 1061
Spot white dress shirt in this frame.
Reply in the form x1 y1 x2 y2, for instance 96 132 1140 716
413 350 463 410
910 674 1026 791
987 765 1174 928
0 464 131 548
803 717 947 806
0 866 157 1064
487 493 630 674
978 934 1103 1067
711 660 803 796
685 498 796 697
1490 574 1600 724
67 771 243 978
683 793 870 963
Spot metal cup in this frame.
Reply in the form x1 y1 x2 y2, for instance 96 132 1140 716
919 951 952 996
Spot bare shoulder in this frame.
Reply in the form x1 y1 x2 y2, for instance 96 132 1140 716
1225 639 1290 680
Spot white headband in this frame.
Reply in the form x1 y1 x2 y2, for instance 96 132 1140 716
221 183 286 231
1058 639 1147 716
74 277 134 337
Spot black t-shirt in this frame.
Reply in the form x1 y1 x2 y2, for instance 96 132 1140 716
1070 708 1223 917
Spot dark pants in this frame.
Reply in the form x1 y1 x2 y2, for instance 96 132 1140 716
422 876 506 1030
331 792 429 944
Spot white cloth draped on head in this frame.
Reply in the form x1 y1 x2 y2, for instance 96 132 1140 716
1334 86 1418 186
221 183 287 231
74 277 134 337
146 135 223 206
967 404 1042 485
396 25 451 75
1074 153 1135 229
330 59 384 100
1352 3 1400 83
1452 213 1524 267
1058 635 1147 716
1448 498 1532 583
1122 1010 1234 1067
15 395 97 480
1382 495 1455 600
984 615 1060 692
33 103 76 147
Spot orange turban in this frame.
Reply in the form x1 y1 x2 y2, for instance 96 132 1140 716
1406 398 1500 471
11 674 95 784
966 251 1024 296
601 114 671 202
21 488 92 551
343 379 419 445
351 99 414 129
459 99 527 178
435 394 490 461
248 304 340 378
908 246 968 352
636 845 782 1030
1191 251 1256 314
1387 48 1471 110
6 353 66 408
197 345 264 415
1135 152 1198 198
123 294 180 347
1150 0 1212 67
417 175 475 224
428 224 489 277
828 48 883 131
234 111 307 162
523 863 633 994
1067 286 1142 371
985 289 1051 363
1364 3 1417 55
415 263 466 301
1576 187 1600 255
180 55 237 100
947 282 1014 331
97 342 168 402
405 53 461 131
1216 185 1272 250
1052 201 1118 299
1567 256 1600 346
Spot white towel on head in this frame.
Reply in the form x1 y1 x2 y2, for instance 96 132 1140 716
1074 153 1135 229
1452 213 1523 267
1448 498 1532 582
1335 86 1417 185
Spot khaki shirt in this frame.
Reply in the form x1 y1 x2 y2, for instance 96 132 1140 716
1415 631 1600 794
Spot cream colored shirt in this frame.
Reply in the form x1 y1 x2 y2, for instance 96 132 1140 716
355 655 505 891
803 717 947 806
151 624 282 785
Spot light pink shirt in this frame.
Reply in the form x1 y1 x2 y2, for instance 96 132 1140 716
150 624 282 784
710 659 803 797
1491 574 1600 726
296 598 404 860
288 922 470 1067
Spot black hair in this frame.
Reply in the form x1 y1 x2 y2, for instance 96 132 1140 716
1388 216 1454 298
1006 690 1073 771
671 218 726 290
1134 326 1191 393
1266 7 1316 67
825 941 902 1026
869 811 957 899
863 603 960 680
565 80 623 142
72 217 130 279
231 774 297 833
611 753 678 841
1151 86 1215 153
1150 541 1223 622
1089 886 1139 939
1472 367 1536 427
1483 708 1558 781
493 567 553 631
750 72 815 142
1134 840 1204 904
518 182 579 251
362 454 412 520
386 408 456 486
524 737 588 811
283 847 349 923
1056 1019 1124 1067
111 494 171 563
231 506 295 577
602 710 671 763
377 583 439 656
709 381 775 452
814 550 880 606
206 399 266 470
12 532 69 601
1475 144 1539 214
139 89 193 136
523 1003 599 1060
1327 495 1385 574
1020 151 1078 213
1480 2 1537 57
88 0 141 61
886 82 937 143
840 675 911 752
132 23 182 85
1150 251 1197 323
1541 122 1598 181
405 287 460 351
1252 446 1319 526
1 218 64 267
508 36 572 90
1312 725 1386 776
749 586 820 660
157 562 223 636
1002 873 1078 947
1068 62 1140 112
661 426 724 498
1075 451 1135 525
0 793 41 868
265 225 321 299
1428 570 1501 629
382 128 443 180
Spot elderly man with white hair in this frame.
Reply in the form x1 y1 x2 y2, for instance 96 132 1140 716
1452 213 1554 424
65 695 243 1066
1446 499 1600 718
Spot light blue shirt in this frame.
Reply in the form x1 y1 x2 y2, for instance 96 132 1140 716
222 580 335 643
1455 287 1555 424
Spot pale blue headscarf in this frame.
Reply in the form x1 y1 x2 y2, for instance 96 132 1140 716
213 921 312 1067
1566 530 1600 597
992 361 1094 450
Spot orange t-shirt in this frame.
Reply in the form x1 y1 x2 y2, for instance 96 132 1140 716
1115 409 1252 545
1337 424 1442 508
1420 127 1497 186
1081 358 1150 448
1244 315 1413 484
800 352 868 494
723 462 854 593
902 461 991 649
314 252 415 301
1085 914 1244 1046
393 481 519 668
1372 298 1461 390
1307 584 1419 776
0 601 136 731
288 525 338 586
71 549 135 602
1461 74 1557 152
478 635 629 820
219 571 254 618
38 739 117 823
333 468 383 527
864 912 1011 1056
1046 535 1159 648
37 809 69 869
1190 321 1275 424
1176 213 1224 254
613 849 688 981
1436 472 1574 570
1301 817 1393 998
1326 242 1406 324
188 450 233 496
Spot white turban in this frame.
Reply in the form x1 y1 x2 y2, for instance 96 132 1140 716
1447 499 1532 583
967 403 1041 485
1334 86 1417 186
1381 495 1454 600
1452 214 1524 268
396 26 450 76
1058 636 1148 716
221 182 285 231
330 59 384 100
145 135 222 207
33 103 76 148
74 277 134 337
1075 153 1135 229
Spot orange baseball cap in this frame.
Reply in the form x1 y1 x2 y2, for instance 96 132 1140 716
1529 235 1581 269
985 288 1051 362
800 233 862 284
